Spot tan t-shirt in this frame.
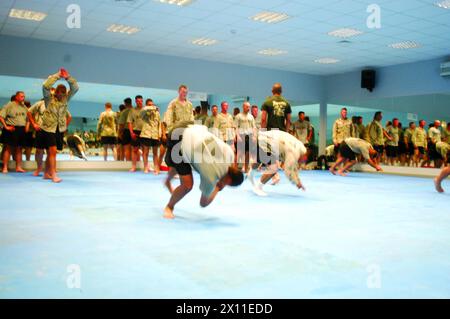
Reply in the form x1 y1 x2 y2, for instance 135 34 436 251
404 128 415 143
234 112 256 136
217 113 235 141
332 118 352 144
428 127 441 144
0 101 28 126
97 110 117 137
441 129 450 143
127 107 145 131
118 108 132 126
164 98 194 132
386 125 399 147
181 125 234 197
436 142 450 158
345 137 373 160
28 100 46 127
140 105 161 140
368 120 384 146
412 127 427 148
293 120 311 144
41 72 78 133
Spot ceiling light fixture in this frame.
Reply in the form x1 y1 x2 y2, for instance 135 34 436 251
435 0 450 9
258 49 287 56
107 24 140 34
155 0 195 6
388 41 421 49
9 8 47 21
314 58 340 64
250 12 290 24
191 38 218 46
328 28 363 38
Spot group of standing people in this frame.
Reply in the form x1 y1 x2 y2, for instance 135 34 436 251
1 73 448 208
0 68 78 183
330 108 450 169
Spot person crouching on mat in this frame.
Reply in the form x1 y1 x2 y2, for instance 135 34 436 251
163 122 244 219
329 137 382 176
250 129 308 196
66 134 87 161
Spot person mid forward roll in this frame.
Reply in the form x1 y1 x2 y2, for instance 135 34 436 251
163 122 244 219
330 137 382 176
250 129 308 196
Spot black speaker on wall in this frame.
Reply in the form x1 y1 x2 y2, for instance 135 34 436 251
361 69 376 92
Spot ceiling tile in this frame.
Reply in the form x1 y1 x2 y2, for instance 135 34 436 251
0 0 448 76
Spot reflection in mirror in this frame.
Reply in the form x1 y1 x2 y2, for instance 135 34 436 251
1 75 449 170
325 94 450 169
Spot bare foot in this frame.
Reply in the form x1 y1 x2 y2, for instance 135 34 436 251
129 167 136 172
16 168 26 173
43 173 52 180
154 170 160 176
2 168 7 174
52 176 62 183
434 177 444 193
329 167 336 175
144 169 149 174
33 170 41 176
338 170 347 177
163 206 175 219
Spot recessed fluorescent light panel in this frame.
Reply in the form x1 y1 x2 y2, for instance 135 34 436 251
388 41 421 49
107 24 140 34
328 28 363 38
155 0 195 6
9 9 47 21
258 49 287 56
435 0 450 9
191 38 218 46
314 58 340 64
250 12 290 24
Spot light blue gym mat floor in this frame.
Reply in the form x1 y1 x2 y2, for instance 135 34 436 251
0 170 449 298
